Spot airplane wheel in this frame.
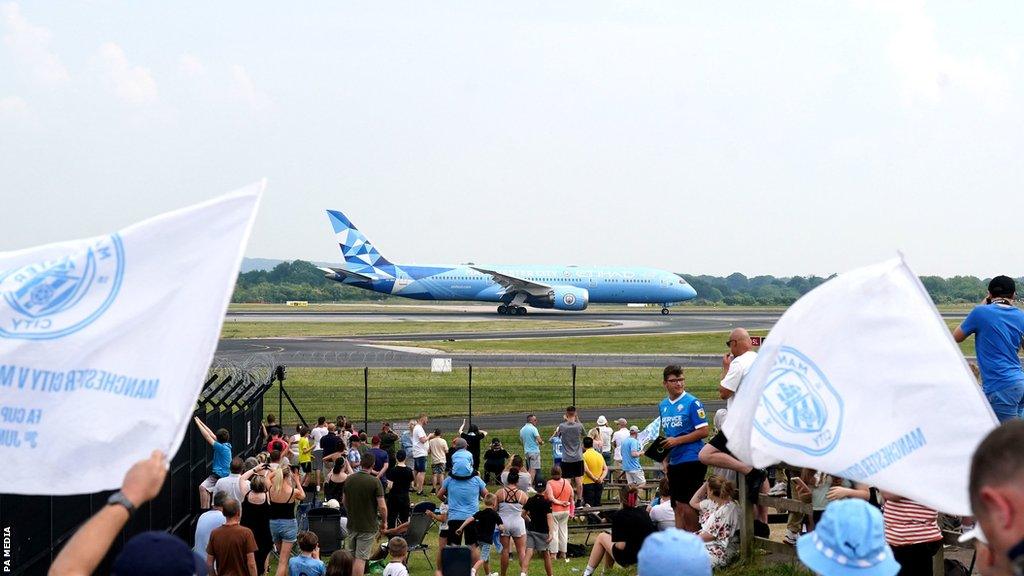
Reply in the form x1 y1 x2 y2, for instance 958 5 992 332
516 306 527 316
661 307 670 315
498 305 508 315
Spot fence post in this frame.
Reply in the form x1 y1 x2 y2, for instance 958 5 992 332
364 366 369 432
739 473 754 560
571 364 577 407
278 380 283 425
468 364 473 425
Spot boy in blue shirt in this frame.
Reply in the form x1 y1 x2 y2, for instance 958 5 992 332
550 434 563 469
954 275 1024 422
657 365 708 531
289 531 325 576
194 415 232 509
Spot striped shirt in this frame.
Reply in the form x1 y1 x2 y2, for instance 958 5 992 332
883 499 941 546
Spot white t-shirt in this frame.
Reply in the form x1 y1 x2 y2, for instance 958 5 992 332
612 428 630 461
597 425 614 454
720 350 758 411
212 474 243 506
310 426 328 451
412 424 429 458
649 501 676 531
382 561 409 576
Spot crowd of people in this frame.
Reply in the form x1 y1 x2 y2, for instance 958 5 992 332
45 277 1024 575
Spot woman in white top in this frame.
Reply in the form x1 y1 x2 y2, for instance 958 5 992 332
497 469 529 576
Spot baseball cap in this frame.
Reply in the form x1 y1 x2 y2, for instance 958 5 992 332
957 524 987 545
113 531 208 576
796 500 899 576
637 528 711 576
629 425 639 433
989 275 1016 298
597 415 608 426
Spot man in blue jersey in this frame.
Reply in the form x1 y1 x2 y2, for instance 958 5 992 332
657 365 709 531
954 275 1024 422
520 414 544 486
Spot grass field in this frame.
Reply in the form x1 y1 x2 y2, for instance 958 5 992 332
264 366 721 424
220 320 608 339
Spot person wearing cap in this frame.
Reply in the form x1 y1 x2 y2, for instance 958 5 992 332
206 498 258 576
968 420 1024 575
796 499 900 576
50 451 176 576
619 426 644 488
954 275 1024 422
637 528 712 576
483 438 510 485
594 415 614 469
611 418 630 482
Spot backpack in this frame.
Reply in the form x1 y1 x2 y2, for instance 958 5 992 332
566 543 587 558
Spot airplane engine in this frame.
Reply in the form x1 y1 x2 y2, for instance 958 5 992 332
547 286 589 311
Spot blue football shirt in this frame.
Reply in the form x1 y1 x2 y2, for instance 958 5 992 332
619 436 641 472
658 393 708 465
443 476 487 521
961 304 1024 393
212 442 232 477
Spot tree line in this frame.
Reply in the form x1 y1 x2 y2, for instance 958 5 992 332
232 260 1017 306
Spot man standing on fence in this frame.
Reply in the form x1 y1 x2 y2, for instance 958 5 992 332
554 407 585 501
657 365 709 531
411 413 430 496
520 414 545 487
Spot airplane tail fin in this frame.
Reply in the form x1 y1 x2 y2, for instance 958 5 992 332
326 210 394 273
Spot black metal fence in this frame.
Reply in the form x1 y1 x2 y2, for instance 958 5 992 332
0 366 276 576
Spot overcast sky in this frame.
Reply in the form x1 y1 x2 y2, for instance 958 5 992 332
1 2 1021 277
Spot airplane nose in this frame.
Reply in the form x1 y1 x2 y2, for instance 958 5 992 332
679 283 697 300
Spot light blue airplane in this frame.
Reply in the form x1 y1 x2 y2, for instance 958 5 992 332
320 210 697 315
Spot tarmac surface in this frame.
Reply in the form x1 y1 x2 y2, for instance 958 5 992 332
217 308 782 367
216 307 967 368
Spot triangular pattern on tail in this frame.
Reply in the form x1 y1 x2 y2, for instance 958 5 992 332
326 210 394 276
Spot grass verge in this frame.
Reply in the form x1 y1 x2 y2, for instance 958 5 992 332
220 320 608 339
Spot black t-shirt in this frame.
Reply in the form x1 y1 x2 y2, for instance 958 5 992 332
524 495 552 534
611 508 656 557
473 508 502 543
320 433 343 458
380 431 398 455
388 466 414 497
484 448 509 469
461 432 484 467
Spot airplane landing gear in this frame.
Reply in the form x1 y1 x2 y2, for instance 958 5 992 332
661 307 670 315
497 305 528 316
516 306 528 316
497 305 508 315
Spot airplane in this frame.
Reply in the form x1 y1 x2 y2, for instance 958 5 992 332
319 209 697 315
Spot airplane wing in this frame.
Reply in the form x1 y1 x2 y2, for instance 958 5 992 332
471 266 551 296
318 266 375 282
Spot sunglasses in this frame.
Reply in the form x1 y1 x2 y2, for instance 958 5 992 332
726 340 737 346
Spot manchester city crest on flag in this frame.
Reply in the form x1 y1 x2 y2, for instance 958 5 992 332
0 234 125 340
753 346 844 456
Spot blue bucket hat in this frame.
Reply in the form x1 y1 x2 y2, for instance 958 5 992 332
113 531 208 575
797 499 899 576
637 528 711 576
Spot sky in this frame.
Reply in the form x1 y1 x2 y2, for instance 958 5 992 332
1 1 1021 277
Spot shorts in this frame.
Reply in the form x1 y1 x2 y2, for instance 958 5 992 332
707 429 732 455
312 448 324 469
345 531 377 560
561 460 583 479
625 470 645 486
442 520 476 546
611 545 639 567
200 474 220 492
432 463 445 475
477 542 493 561
602 453 612 466
500 515 527 538
526 453 541 470
668 461 707 508
414 456 427 473
986 382 1024 422
269 519 298 543
300 462 311 473
526 531 549 551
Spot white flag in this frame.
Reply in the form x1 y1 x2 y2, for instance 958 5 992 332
0 182 263 495
722 256 996 515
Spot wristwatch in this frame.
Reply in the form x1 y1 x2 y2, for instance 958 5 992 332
106 491 136 516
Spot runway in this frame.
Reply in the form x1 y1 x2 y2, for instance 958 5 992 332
216 307 967 368
217 308 784 368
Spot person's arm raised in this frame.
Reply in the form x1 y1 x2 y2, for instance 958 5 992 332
193 416 216 445
49 451 167 576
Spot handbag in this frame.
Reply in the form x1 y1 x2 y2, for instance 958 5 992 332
643 418 670 463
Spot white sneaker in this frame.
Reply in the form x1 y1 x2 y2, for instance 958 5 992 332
768 481 787 496
783 530 799 545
